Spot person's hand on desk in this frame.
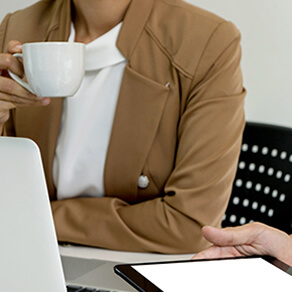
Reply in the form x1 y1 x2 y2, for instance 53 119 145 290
0 40 50 129
192 222 292 266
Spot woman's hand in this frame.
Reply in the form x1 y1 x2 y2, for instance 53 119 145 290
0 40 50 126
193 222 292 266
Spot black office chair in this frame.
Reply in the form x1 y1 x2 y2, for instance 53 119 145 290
222 122 292 234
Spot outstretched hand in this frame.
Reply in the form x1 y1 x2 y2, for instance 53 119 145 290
192 222 292 266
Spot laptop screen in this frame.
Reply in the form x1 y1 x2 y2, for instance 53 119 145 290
0 137 66 292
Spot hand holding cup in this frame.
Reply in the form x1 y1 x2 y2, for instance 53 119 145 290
0 41 50 128
8 41 85 97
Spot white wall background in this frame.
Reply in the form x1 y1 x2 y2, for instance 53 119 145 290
1 0 292 128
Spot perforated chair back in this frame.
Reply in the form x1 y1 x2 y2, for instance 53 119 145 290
222 122 292 234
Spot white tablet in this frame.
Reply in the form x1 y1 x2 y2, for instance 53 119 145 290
114 256 292 292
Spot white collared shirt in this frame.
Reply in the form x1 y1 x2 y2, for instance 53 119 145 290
53 23 127 199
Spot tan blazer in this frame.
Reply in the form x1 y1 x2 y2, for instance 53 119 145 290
0 0 246 253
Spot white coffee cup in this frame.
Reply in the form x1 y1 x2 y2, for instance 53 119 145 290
8 42 85 97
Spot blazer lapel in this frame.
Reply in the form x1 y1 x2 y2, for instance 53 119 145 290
117 0 155 59
104 65 170 202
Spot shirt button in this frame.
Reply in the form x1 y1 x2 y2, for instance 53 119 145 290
138 175 149 189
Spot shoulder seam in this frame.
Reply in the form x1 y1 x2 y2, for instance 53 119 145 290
193 20 231 80
190 21 241 93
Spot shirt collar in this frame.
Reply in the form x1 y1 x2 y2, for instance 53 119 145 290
69 22 126 71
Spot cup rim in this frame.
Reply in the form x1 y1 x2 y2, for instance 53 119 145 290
23 41 85 47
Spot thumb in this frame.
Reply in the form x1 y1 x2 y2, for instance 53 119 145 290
202 225 253 246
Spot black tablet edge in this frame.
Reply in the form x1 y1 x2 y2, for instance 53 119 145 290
117 255 291 272
263 255 292 275
114 264 163 292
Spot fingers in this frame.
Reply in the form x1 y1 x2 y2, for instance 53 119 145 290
201 223 265 247
192 245 242 260
193 223 292 264
192 224 267 261
1 41 24 76
0 41 50 110
0 93 50 107
0 53 24 77
0 76 32 100
201 226 230 245
5 40 22 54
0 76 50 107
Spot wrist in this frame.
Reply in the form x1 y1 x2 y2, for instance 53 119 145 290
0 110 9 124
285 234 292 266
275 232 292 266
0 110 9 136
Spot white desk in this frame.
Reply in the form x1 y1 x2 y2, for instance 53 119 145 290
59 244 194 264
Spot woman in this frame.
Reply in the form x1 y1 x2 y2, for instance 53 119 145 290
0 0 245 253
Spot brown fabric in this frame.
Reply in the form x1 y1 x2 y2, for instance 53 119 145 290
0 0 246 253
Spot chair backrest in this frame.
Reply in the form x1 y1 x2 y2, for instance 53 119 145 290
222 122 292 234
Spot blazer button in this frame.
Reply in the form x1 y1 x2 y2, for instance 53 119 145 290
138 175 149 189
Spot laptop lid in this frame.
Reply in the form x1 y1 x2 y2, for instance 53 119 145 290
0 137 66 292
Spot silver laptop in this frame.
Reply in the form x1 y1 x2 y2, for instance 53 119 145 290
0 137 135 292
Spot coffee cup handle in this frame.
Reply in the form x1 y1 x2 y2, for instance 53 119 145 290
7 53 35 94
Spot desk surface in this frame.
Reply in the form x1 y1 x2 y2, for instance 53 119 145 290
59 244 194 264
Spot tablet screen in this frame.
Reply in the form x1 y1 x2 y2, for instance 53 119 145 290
130 257 292 291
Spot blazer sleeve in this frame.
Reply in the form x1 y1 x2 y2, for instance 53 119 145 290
0 14 10 53
51 21 246 253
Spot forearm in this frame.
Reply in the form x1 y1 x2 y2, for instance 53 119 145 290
51 196 209 253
